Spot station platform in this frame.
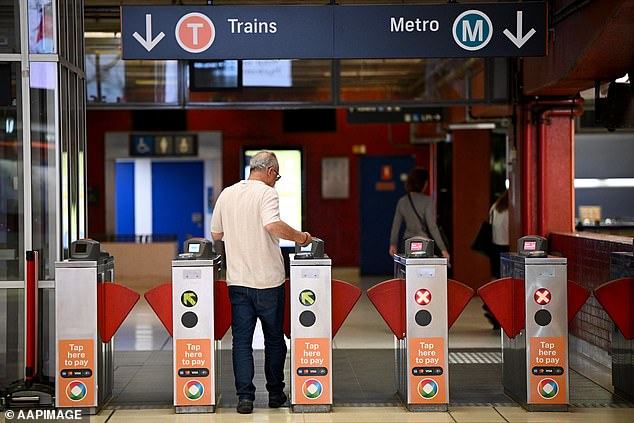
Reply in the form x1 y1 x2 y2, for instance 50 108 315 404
98 269 634 422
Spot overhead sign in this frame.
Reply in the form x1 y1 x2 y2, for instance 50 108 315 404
130 134 198 157
122 6 333 60
121 3 547 60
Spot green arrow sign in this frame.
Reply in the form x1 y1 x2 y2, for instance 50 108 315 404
299 290 316 306
181 290 198 307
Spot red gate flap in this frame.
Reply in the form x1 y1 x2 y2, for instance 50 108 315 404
477 277 525 338
567 280 590 324
144 283 173 336
332 279 362 338
447 279 474 330
214 280 232 340
367 278 406 339
98 283 141 343
594 277 634 340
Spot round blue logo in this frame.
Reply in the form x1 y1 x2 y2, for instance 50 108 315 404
452 10 493 51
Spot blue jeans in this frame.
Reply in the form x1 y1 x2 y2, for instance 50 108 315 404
228 284 287 401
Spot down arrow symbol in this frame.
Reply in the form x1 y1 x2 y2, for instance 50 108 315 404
503 11 537 48
133 14 165 52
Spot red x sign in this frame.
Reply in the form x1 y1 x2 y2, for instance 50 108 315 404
415 289 432 305
534 288 551 305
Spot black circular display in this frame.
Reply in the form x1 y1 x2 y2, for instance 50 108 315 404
181 311 198 328
534 309 552 326
415 310 432 327
299 310 316 327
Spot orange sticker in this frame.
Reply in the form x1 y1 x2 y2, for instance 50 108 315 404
409 337 447 404
294 338 330 405
529 337 567 404
175 338 212 406
57 339 95 408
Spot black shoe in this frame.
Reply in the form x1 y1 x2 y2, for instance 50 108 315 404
237 398 254 414
268 392 288 408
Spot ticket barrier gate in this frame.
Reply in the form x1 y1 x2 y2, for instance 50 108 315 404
367 238 474 412
287 239 362 412
144 238 231 413
593 243 634 401
478 236 590 412
54 240 140 413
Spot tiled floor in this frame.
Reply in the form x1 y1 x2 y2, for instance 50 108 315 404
92 268 634 422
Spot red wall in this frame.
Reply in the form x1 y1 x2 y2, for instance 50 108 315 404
86 109 429 266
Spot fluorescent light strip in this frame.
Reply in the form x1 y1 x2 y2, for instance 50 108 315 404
574 178 634 188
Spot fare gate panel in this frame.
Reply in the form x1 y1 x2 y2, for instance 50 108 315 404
498 236 569 412
54 239 128 414
290 239 332 413
55 264 99 410
397 255 449 411
172 261 215 410
525 259 568 406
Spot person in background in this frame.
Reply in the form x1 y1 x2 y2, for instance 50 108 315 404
483 189 510 330
489 189 509 278
389 167 450 261
211 151 313 414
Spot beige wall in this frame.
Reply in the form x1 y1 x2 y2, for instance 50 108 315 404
102 242 177 292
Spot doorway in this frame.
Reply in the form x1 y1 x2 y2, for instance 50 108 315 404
358 155 415 275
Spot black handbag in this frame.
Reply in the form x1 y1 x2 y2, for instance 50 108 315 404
471 219 493 257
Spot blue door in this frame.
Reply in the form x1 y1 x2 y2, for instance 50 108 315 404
152 161 204 249
115 162 135 235
359 155 415 275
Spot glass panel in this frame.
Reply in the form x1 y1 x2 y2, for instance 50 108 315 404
69 71 77 243
30 62 57 280
60 67 69 257
187 60 332 104
86 35 179 104
67 0 76 65
78 78 85 238
0 1 20 53
0 289 24 388
0 62 23 280
28 0 56 53
339 58 485 103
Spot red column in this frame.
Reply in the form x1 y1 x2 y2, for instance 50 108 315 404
452 129 491 289
538 111 576 235
519 101 582 238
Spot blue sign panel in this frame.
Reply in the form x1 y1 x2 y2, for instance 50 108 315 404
333 3 546 58
122 6 334 60
121 3 546 60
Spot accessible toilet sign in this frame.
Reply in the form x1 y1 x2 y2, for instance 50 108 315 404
121 2 546 60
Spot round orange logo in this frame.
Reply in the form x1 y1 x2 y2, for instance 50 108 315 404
175 13 215 53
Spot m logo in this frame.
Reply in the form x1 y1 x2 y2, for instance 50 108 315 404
452 10 493 51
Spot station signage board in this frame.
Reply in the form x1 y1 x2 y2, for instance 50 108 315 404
121 2 547 60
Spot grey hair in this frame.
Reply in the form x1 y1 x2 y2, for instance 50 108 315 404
249 151 278 172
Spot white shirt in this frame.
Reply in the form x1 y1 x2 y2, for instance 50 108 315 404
490 206 509 246
210 180 285 289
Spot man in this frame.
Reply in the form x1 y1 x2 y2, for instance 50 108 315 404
211 151 313 414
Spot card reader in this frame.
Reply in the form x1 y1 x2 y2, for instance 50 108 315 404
294 238 325 259
517 235 548 258
178 238 215 260
70 239 101 261
404 237 435 258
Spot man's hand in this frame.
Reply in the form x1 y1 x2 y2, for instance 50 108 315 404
299 232 313 247
389 244 397 257
441 249 451 261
